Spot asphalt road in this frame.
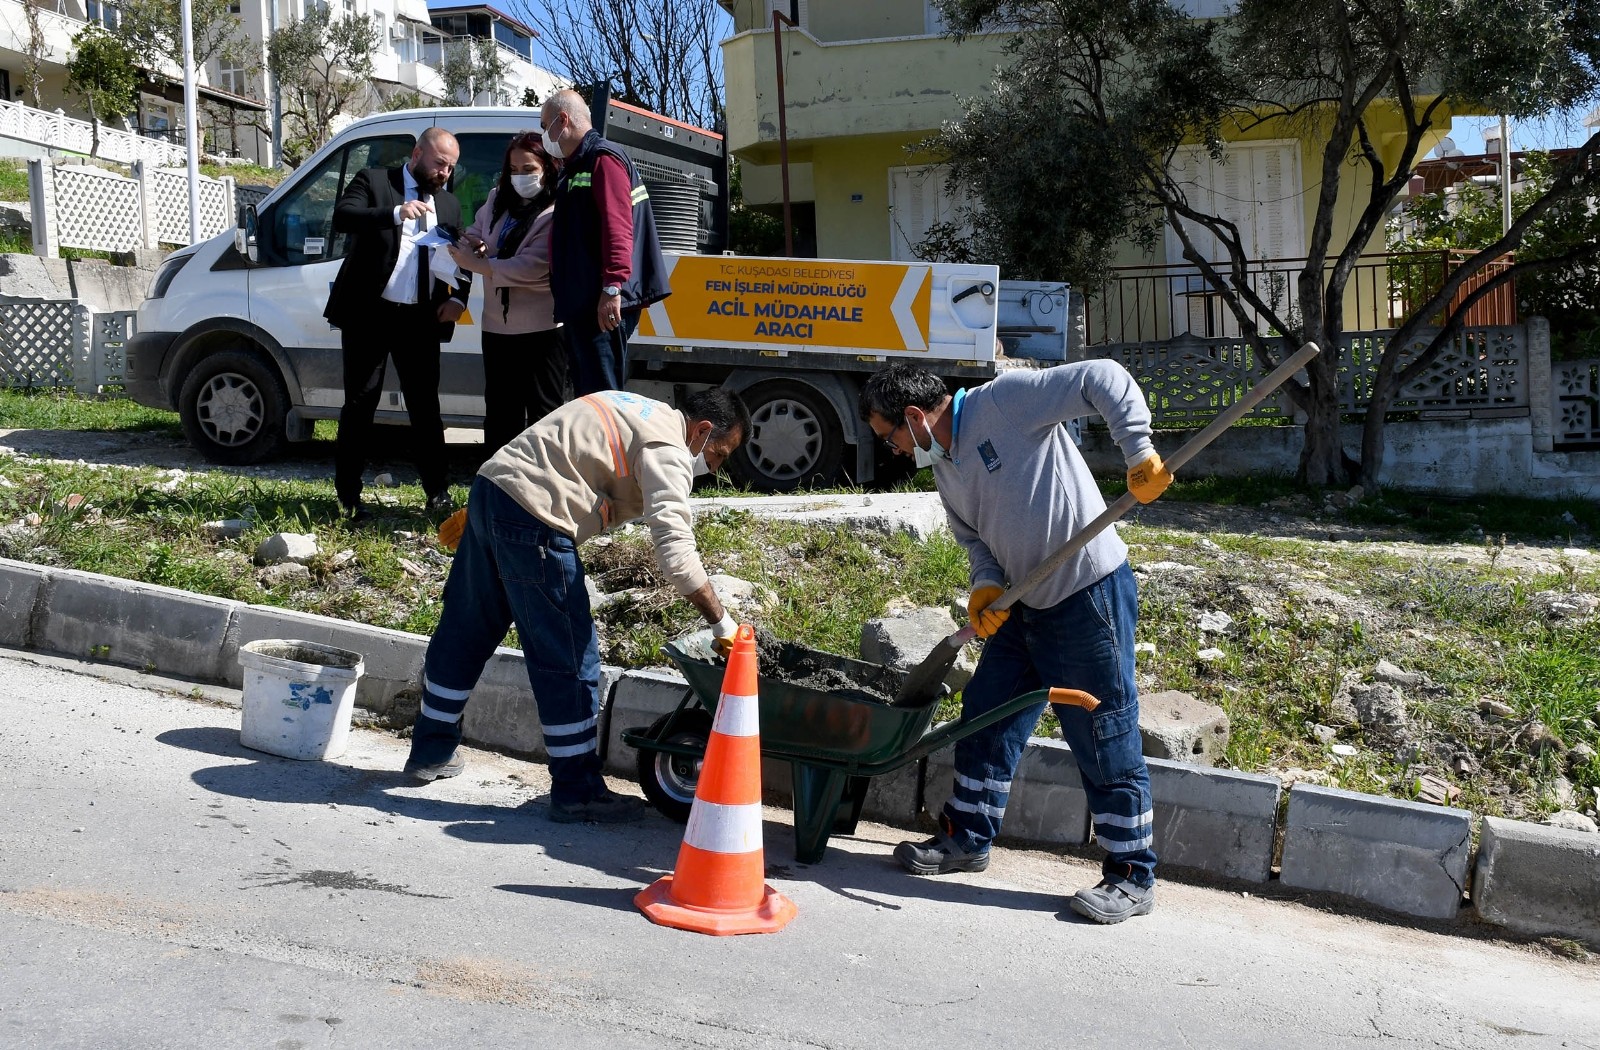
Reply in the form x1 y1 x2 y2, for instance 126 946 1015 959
2 649 1596 1050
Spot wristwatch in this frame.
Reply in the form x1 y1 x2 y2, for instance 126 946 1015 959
602 284 621 297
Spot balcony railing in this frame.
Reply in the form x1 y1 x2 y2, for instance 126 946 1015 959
0 97 188 167
1085 250 1517 346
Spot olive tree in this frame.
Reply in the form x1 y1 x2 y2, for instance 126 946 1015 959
925 0 1600 487
66 26 139 158
266 6 378 166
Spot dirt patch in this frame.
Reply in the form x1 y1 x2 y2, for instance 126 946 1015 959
0 886 189 935
753 629 898 705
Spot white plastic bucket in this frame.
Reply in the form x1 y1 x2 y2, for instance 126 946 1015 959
238 639 365 761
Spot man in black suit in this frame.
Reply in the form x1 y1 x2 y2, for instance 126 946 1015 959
324 127 470 521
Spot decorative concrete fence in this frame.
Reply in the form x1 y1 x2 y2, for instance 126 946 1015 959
0 98 189 168
0 295 134 393
27 158 235 255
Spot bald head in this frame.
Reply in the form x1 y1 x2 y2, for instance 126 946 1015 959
410 127 459 195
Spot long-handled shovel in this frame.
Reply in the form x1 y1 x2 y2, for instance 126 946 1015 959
892 340 1323 707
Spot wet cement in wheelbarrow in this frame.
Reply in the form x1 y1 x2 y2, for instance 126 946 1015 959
752 630 899 706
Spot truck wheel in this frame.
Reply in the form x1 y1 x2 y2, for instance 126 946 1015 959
726 379 844 492
637 709 713 823
177 347 290 465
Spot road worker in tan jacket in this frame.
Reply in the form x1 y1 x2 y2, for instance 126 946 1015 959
405 388 750 823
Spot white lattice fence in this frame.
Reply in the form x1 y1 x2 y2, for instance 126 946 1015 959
148 167 235 246
1553 358 1600 448
1088 325 1529 427
0 297 88 389
0 98 187 167
27 160 237 254
35 164 145 253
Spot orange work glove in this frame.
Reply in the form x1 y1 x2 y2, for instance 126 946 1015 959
967 584 1010 639
1126 451 1173 504
437 507 468 551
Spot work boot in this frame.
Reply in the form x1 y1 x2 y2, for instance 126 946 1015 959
549 786 647 824
894 816 990 875
1069 877 1155 924
404 749 465 782
405 711 463 782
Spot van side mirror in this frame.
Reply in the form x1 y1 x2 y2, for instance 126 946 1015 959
235 204 259 264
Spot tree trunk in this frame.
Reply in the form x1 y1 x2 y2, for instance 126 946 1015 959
1297 318 1353 486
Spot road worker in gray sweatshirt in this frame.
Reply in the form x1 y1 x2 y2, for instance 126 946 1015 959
860 360 1172 923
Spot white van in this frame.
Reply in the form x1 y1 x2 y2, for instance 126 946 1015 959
125 103 726 466
127 103 1070 489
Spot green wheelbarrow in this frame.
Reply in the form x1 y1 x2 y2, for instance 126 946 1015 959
621 630 1098 865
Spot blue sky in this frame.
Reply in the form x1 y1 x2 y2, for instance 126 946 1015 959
1437 103 1598 158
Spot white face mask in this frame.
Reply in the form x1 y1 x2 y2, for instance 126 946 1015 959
509 173 541 199
691 429 713 478
910 414 948 469
540 121 565 159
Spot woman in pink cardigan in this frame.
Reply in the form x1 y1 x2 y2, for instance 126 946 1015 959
451 132 563 453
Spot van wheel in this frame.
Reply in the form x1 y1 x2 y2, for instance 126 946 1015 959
725 379 843 492
177 347 290 465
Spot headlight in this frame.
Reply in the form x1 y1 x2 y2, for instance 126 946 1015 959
147 252 194 300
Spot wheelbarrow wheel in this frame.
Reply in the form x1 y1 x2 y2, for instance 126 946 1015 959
637 709 713 823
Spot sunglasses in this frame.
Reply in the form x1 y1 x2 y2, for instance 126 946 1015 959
880 420 904 452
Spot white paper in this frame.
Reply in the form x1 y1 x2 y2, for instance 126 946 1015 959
427 241 463 291
414 227 456 249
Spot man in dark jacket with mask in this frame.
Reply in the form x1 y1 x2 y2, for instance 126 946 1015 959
539 89 671 395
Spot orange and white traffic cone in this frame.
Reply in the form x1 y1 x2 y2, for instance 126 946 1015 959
635 624 797 935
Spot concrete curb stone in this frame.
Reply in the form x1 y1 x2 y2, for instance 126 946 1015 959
36 565 241 681
0 558 46 647
1280 783 1472 920
1473 816 1600 948
1147 756 1280 883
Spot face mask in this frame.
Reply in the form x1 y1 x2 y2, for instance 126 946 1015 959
541 121 565 159
509 173 541 199
691 429 713 478
910 414 948 469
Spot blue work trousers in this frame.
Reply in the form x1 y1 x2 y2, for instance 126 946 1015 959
943 562 1156 887
562 310 638 395
411 475 605 803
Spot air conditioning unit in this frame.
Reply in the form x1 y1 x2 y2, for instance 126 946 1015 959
390 24 408 40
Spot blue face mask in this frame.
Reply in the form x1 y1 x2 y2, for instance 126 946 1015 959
910 414 947 469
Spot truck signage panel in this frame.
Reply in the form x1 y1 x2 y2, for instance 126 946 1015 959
635 255 1001 361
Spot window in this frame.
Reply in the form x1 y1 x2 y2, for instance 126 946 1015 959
227 0 240 13
764 0 806 29
219 64 247 95
888 164 970 261
449 132 522 225
1165 141 1305 336
86 0 121 30
269 134 414 265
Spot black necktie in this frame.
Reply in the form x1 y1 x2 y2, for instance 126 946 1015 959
415 191 432 305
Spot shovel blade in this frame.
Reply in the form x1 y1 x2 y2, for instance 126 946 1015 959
893 628 973 707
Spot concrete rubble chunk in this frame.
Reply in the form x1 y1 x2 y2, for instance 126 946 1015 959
1475 816 1600 948
256 563 311 589
203 519 248 541
1197 610 1233 634
1531 590 1600 621
1545 811 1599 834
1346 682 1407 733
709 572 776 616
1374 658 1429 688
860 606 976 692
254 532 318 566
1137 689 1229 766
1280 783 1472 920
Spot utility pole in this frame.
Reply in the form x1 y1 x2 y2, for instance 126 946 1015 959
270 0 282 167
181 0 200 243
1498 114 1512 235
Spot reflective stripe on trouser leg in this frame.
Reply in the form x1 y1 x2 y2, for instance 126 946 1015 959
942 614 1044 853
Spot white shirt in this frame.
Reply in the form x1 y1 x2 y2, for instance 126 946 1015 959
379 164 436 306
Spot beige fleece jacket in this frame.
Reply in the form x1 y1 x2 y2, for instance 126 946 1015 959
478 390 707 595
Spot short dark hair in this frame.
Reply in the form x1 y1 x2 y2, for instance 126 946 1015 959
859 362 949 424
683 388 751 445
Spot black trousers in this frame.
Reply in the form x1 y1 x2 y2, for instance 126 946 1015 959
335 300 448 507
481 327 568 454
